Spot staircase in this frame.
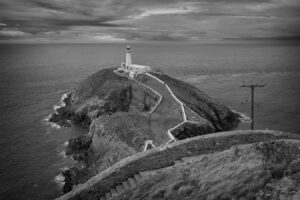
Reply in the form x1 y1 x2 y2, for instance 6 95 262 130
98 156 196 200
99 169 162 200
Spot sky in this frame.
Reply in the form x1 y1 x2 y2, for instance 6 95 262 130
0 0 299 43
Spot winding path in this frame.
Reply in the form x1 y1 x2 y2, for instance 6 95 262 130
114 69 202 148
145 73 204 144
131 78 162 114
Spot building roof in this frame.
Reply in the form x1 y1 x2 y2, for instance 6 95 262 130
129 64 150 68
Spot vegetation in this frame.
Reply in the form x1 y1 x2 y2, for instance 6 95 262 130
110 140 300 200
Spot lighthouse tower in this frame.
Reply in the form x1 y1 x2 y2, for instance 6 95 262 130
118 45 151 76
125 45 132 70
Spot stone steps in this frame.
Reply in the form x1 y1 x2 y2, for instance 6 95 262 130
99 156 199 200
99 169 164 200
128 177 137 187
100 157 198 199
181 157 194 163
105 192 111 199
134 173 142 181
122 180 130 190
115 184 124 193
174 157 196 165
175 159 184 165
111 188 118 196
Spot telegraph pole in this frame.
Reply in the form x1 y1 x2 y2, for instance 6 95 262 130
241 83 266 130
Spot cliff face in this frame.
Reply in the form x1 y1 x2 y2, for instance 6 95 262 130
50 68 241 193
49 69 158 127
89 112 154 172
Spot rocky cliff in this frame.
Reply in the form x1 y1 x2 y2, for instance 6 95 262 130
49 68 241 193
49 68 158 128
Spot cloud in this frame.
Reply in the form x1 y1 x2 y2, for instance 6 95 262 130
0 0 299 42
134 7 197 19
0 29 31 40
0 30 28 37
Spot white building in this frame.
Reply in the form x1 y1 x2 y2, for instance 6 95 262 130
119 46 151 77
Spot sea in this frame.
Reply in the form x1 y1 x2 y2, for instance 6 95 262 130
0 41 299 200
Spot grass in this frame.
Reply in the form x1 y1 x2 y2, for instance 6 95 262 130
136 74 183 140
149 72 240 131
111 140 300 200
90 111 176 173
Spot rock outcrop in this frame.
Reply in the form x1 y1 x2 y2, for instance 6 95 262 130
49 68 158 128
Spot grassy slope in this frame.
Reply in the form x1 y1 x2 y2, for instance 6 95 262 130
90 112 172 172
112 140 300 200
150 72 240 131
71 68 127 104
136 74 183 138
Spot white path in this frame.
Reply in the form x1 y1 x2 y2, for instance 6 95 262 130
113 70 162 114
145 73 188 144
114 70 201 149
131 79 162 114
146 73 187 120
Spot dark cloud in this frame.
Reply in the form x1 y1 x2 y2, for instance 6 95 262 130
0 0 299 42
119 30 207 41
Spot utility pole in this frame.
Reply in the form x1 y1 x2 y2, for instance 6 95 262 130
241 83 266 130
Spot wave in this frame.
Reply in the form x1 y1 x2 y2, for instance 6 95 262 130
43 114 61 129
44 92 70 128
44 115 61 129
64 141 69 147
232 110 251 123
54 173 65 188
58 150 68 159
53 92 70 114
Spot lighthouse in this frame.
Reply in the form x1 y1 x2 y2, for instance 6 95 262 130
118 45 151 77
125 45 132 70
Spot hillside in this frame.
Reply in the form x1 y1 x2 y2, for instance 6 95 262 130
49 68 241 193
110 140 300 200
49 68 159 127
147 72 239 131
56 130 300 200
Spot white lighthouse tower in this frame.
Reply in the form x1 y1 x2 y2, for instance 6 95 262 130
125 45 132 70
118 45 151 77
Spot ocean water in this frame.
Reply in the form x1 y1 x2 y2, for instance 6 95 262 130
0 42 299 199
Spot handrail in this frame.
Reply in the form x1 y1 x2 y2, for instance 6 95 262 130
114 70 200 148
145 73 191 143
146 73 187 121
132 79 162 114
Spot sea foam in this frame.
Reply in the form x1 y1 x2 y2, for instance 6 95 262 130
64 141 69 146
44 114 61 129
58 150 68 159
54 174 65 188
44 92 70 128
53 92 70 113
232 110 251 123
